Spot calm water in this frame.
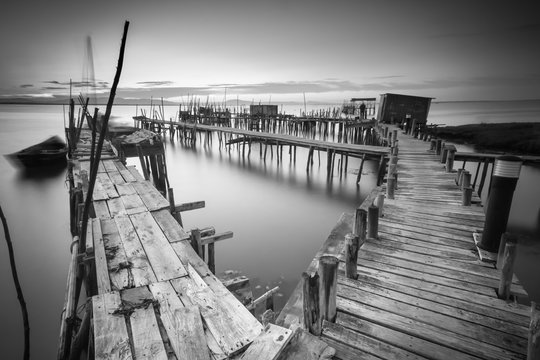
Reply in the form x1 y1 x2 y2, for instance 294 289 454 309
0 101 539 359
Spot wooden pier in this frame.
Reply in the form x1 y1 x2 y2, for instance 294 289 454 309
60 128 338 360
277 125 537 359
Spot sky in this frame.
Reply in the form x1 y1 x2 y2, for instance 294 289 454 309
1 0 539 104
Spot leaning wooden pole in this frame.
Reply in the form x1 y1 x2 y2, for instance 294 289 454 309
0 205 30 360
79 21 130 249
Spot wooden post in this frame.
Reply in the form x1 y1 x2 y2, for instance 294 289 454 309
354 208 367 243
319 255 339 324
497 233 517 300
302 272 320 335
345 233 359 280
462 186 473 206
456 168 464 186
446 147 456 172
191 228 204 260
375 193 385 217
435 139 443 155
440 145 448 164
367 205 379 239
208 242 215 274
461 171 472 190
529 302 540 360
167 188 183 227
387 176 396 200
136 145 150 180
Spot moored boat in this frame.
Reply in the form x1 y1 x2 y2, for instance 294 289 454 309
5 135 68 168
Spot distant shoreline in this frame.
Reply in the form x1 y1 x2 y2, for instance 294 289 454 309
434 122 540 156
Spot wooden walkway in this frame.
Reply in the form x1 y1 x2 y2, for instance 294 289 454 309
277 125 531 359
67 129 335 360
133 117 389 160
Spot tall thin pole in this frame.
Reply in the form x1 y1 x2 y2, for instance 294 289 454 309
0 206 30 360
80 21 130 249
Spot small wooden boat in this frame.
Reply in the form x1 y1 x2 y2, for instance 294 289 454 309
5 136 68 168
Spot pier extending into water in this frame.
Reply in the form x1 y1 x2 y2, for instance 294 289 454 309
277 124 540 360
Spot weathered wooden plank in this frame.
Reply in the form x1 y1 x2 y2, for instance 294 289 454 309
275 328 335 360
371 236 479 262
337 297 525 360
92 218 112 294
149 281 211 360
93 200 111 219
323 320 428 360
97 172 119 199
338 277 528 352
108 170 126 186
85 218 94 256
107 197 128 217
170 266 263 356
238 324 293 360
339 275 528 336
131 180 169 211
151 208 190 242
92 292 132 359
114 215 157 287
362 241 526 293
101 218 132 291
126 165 146 182
129 304 168 360
357 252 496 297
102 159 118 172
130 211 187 281
115 183 137 196
355 261 530 322
335 311 481 360
120 194 147 215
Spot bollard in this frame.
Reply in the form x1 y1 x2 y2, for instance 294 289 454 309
430 139 436 151
478 156 522 252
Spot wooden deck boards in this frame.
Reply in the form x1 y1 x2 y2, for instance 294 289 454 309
277 125 531 360
71 130 293 359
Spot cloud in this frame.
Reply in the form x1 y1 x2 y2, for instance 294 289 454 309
20 84 34 88
136 81 175 87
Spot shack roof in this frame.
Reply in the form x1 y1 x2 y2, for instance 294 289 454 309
350 97 377 102
380 93 435 100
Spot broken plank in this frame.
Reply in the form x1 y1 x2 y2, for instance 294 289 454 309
239 324 293 360
101 219 132 291
149 281 211 360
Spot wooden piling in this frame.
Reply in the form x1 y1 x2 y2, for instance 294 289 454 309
529 302 540 360
367 205 379 239
302 272 320 335
497 233 517 300
318 255 339 324
445 145 456 172
344 233 359 280
462 186 473 206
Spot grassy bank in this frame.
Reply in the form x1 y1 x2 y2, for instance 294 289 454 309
434 122 540 155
